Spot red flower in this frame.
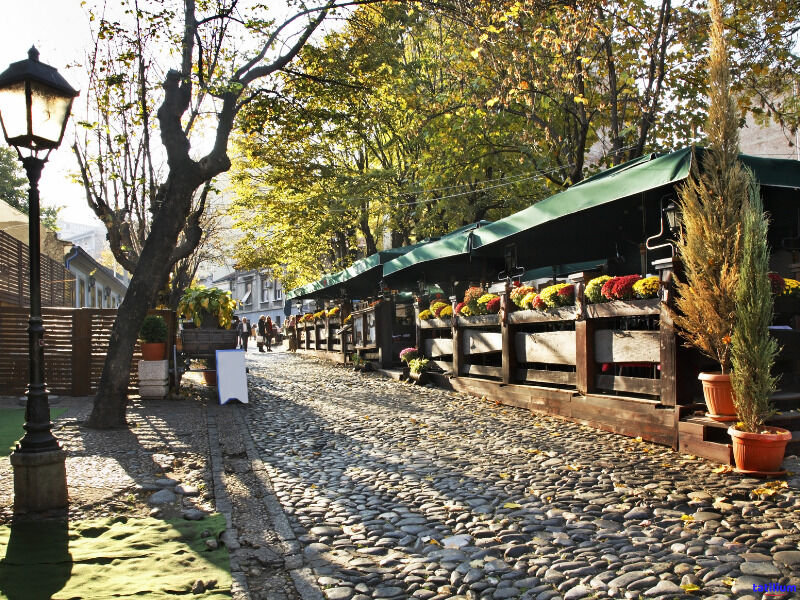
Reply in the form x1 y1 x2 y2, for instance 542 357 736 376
434 303 447 317
556 284 575 304
768 273 785 295
486 297 501 313
602 275 641 300
512 280 522 288
455 301 466 315
532 294 546 310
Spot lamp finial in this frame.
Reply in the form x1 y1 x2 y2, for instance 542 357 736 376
28 46 40 62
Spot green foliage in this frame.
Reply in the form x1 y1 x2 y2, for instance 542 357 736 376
408 357 431 374
730 180 778 433
178 286 237 329
0 148 26 209
138 314 168 343
585 276 611 304
0 147 62 231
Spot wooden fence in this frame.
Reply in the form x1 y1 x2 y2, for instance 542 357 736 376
0 229 73 307
0 307 176 396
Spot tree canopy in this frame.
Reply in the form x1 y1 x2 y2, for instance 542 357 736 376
228 0 800 290
0 147 61 231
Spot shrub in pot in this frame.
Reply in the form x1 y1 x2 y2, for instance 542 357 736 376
728 178 789 474
139 314 167 361
672 2 748 422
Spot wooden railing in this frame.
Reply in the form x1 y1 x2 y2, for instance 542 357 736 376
417 266 678 406
0 307 176 396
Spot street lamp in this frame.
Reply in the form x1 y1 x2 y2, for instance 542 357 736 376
0 47 78 512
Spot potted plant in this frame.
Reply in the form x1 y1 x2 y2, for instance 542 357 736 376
139 314 168 360
728 182 790 474
672 0 746 423
178 286 238 360
408 357 431 384
178 286 238 328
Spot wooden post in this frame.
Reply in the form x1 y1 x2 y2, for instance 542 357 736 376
451 296 463 378
71 308 91 396
571 272 595 395
414 301 422 353
654 257 677 408
501 283 516 384
377 299 394 368
341 300 352 362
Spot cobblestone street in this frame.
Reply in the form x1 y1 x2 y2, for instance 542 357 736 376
242 350 800 600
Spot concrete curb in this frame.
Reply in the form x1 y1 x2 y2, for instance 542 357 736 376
207 404 250 599
232 406 325 600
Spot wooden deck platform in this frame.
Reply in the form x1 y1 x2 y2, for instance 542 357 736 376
429 373 678 448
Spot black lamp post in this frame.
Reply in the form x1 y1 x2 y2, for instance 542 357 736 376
0 47 78 511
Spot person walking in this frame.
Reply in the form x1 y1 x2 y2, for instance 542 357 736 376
257 315 268 352
239 317 251 351
231 316 241 349
265 316 273 351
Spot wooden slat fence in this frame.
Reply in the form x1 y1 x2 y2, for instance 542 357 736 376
0 229 73 307
0 307 176 396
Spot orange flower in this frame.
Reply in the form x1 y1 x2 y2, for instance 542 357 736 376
722 334 731 345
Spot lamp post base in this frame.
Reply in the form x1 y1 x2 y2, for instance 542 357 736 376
10 447 68 513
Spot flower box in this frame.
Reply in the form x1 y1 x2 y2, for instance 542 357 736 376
419 317 452 329
457 314 500 327
179 328 238 359
507 306 577 324
585 298 661 319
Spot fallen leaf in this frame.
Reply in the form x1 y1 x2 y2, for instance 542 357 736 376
363 415 370 420
680 583 700 592
499 472 510 479
566 464 582 471
503 502 522 509
680 514 694 521
634 436 643 442
712 465 733 473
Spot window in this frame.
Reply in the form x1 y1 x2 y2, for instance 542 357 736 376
79 278 86 308
262 277 270 303
242 280 253 306
273 284 282 302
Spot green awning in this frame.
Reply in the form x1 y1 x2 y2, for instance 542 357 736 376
522 259 608 281
286 243 425 301
382 220 491 280
472 147 800 253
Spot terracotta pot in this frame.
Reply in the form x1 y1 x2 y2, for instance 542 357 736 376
698 372 737 422
141 342 166 361
728 426 791 474
202 369 217 386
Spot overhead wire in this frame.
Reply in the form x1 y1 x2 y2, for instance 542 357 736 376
244 142 641 213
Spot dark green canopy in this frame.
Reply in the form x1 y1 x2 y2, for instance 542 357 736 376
381 221 492 282
472 147 800 255
286 244 425 301
286 223 490 301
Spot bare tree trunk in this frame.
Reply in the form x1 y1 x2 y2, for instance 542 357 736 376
87 180 196 428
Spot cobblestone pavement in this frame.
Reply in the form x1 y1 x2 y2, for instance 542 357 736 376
0 393 215 525
243 350 800 600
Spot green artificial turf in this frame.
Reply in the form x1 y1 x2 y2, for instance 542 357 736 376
0 408 66 458
0 514 231 599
